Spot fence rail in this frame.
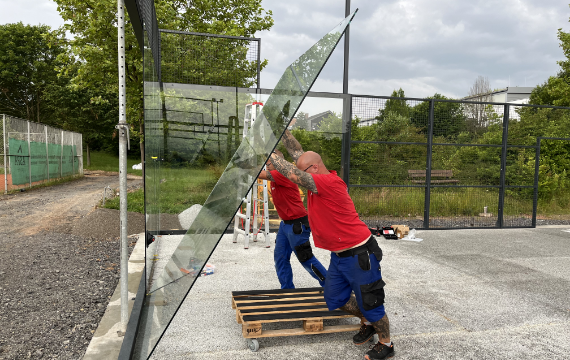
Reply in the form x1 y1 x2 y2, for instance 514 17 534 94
1 114 83 193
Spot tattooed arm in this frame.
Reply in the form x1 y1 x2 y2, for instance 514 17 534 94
281 129 304 162
257 170 274 182
270 153 318 194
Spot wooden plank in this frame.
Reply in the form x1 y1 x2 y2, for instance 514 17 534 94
240 307 331 318
236 295 325 307
232 287 323 297
243 324 361 339
235 293 325 301
236 299 326 308
243 310 350 323
239 305 330 314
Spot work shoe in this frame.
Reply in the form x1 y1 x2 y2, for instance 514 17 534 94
365 341 395 360
353 323 375 345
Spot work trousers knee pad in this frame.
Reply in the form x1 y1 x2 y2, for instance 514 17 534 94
294 241 313 263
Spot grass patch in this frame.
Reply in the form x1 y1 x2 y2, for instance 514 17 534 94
84 151 142 177
351 186 567 218
103 166 220 214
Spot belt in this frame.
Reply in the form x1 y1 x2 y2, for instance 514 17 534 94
283 215 309 226
336 236 376 258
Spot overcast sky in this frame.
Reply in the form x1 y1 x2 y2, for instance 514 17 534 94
1 0 569 99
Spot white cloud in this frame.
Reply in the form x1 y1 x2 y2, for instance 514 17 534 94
3 0 569 100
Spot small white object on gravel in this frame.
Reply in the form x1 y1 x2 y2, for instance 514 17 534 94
178 204 203 230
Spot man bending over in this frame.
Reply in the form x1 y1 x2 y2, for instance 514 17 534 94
268 130 394 360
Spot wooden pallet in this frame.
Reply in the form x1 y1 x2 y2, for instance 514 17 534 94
232 287 360 351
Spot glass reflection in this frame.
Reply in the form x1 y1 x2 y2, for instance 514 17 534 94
134 10 357 359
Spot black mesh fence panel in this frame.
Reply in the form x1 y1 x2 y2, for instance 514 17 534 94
349 96 570 229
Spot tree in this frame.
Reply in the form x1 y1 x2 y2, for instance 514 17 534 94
53 0 274 163
409 93 466 139
376 88 410 122
465 75 492 126
294 111 310 130
0 23 68 123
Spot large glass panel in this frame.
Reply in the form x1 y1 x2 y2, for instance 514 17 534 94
134 10 357 359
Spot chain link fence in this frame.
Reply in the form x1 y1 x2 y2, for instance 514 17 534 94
348 96 570 229
1 114 83 193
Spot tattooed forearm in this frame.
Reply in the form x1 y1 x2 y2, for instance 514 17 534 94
371 314 390 341
265 170 274 182
339 296 364 318
271 154 318 193
281 130 304 161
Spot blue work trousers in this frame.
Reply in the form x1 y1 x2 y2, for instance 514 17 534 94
274 221 327 289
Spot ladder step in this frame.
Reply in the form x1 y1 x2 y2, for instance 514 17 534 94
235 213 247 219
234 229 246 235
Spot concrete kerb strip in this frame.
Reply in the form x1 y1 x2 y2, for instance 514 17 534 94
83 233 145 360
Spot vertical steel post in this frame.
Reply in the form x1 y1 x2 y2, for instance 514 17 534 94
117 0 129 332
45 126 49 182
257 39 261 90
343 0 350 95
341 94 352 186
71 132 75 176
497 105 509 228
3 114 7 194
423 100 435 229
532 138 541 228
60 130 63 178
27 121 31 188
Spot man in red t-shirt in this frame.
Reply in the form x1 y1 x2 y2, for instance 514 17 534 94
258 150 327 289
269 133 394 360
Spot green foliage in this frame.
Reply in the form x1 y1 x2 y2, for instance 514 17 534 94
376 88 410 122
409 94 466 138
83 151 143 176
0 23 68 122
52 0 274 160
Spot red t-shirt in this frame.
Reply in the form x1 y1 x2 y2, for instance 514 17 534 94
269 170 308 221
307 170 371 251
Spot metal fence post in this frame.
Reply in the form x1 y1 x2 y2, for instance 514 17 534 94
118 0 129 332
341 94 352 187
71 132 75 176
60 131 63 178
532 138 541 227
45 126 49 182
497 104 509 228
27 121 31 188
423 99 435 229
3 114 6 194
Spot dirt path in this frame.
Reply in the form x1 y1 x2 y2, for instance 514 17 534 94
0 172 145 360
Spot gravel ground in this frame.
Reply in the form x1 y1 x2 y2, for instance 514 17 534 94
0 172 144 360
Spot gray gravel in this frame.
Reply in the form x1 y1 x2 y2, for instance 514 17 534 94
0 173 143 360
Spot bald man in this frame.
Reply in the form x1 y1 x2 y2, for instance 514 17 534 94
269 130 394 360
257 150 327 289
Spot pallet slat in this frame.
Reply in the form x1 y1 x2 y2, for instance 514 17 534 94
232 287 323 297
242 310 349 323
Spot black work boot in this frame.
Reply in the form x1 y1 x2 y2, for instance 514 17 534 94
353 322 375 345
365 341 395 359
